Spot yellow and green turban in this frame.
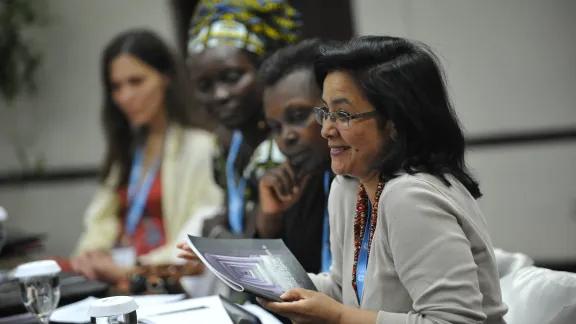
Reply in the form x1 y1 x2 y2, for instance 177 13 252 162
188 0 302 57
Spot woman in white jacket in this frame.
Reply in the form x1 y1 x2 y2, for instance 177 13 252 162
70 29 223 287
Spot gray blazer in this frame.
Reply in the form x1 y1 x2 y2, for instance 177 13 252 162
309 174 508 324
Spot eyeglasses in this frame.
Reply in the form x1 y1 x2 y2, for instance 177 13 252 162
313 107 378 129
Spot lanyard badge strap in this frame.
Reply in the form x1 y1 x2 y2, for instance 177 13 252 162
321 171 332 273
125 145 161 237
226 130 246 234
355 198 372 303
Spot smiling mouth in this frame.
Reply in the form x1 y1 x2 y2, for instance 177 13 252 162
330 146 350 156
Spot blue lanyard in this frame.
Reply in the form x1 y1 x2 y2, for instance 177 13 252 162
321 171 332 273
226 130 246 234
355 197 372 303
125 144 160 237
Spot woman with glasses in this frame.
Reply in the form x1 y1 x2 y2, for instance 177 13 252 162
258 36 508 324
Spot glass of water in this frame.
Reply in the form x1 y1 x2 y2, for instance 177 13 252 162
13 260 62 324
88 296 139 324
0 206 7 255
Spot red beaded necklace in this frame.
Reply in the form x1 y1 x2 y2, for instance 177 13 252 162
351 180 386 298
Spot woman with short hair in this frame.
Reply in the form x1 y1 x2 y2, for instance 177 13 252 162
259 36 508 324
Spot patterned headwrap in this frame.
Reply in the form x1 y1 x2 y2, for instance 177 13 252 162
188 0 302 57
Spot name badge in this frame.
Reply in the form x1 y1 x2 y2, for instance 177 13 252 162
111 247 137 268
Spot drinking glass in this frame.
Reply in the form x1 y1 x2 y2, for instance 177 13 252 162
88 296 139 324
0 206 7 254
14 260 62 324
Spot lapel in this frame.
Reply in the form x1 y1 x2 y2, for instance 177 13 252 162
161 123 182 239
353 294 360 308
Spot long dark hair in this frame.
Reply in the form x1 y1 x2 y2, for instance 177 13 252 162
314 36 482 198
100 29 203 187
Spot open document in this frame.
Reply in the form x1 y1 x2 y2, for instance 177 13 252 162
138 296 233 324
49 294 186 323
48 295 232 324
185 235 317 302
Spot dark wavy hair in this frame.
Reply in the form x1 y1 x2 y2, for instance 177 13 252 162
258 38 336 88
314 36 481 198
100 29 203 187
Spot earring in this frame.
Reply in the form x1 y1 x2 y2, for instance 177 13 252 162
257 120 266 129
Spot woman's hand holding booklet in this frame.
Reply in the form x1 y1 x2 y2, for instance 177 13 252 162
176 242 199 261
177 236 317 302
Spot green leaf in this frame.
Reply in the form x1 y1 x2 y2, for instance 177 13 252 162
0 0 48 103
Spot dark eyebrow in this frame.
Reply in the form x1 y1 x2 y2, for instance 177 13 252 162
331 98 352 106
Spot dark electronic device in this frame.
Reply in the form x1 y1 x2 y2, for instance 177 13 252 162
218 295 262 324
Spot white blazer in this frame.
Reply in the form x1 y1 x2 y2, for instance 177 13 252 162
73 124 224 265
